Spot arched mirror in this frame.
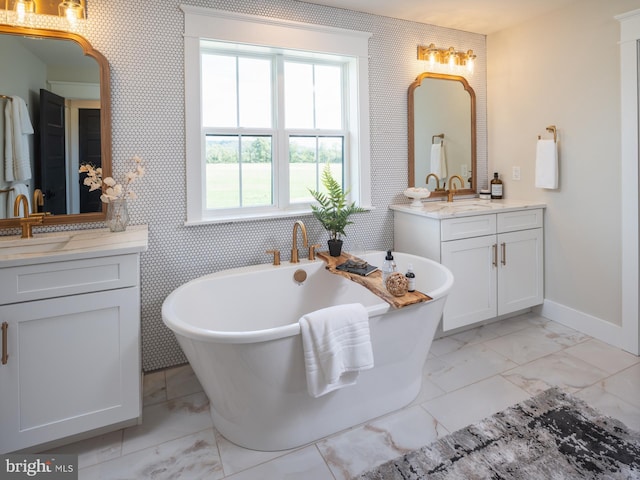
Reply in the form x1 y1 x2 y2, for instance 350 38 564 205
408 72 476 197
0 24 111 227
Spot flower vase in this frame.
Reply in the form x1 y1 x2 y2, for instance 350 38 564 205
106 198 129 232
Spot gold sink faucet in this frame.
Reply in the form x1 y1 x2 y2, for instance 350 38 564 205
290 220 308 263
446 175 465 202
425 173 442 191
13 194 43 239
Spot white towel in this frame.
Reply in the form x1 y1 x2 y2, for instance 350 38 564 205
6 182 29 218
430 142 447 179
535 139 558 189
4 96 34 182
299 303 374 398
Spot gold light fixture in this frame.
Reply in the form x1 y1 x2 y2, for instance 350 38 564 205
58 0 84 25
13 0 35 25
2 0 86 31
418 44 477 76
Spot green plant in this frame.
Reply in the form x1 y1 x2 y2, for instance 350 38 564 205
309 164 366 241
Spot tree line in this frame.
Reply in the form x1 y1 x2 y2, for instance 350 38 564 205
206 136 342 164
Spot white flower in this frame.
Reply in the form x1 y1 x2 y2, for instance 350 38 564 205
79 156 145 204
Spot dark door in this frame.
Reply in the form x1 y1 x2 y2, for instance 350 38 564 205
37 89 66 215
78 108 102 213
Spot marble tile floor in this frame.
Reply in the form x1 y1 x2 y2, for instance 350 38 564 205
49 312 640 480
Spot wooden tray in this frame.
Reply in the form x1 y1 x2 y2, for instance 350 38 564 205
317 251 432 309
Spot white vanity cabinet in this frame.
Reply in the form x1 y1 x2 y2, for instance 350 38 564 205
393 204 544 331
0 226 148 453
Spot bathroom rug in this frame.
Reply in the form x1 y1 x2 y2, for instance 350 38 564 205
356 387 640 479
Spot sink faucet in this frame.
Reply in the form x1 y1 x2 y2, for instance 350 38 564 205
33 189 44 214
425 173 443 191
13 194 43 239
290 220 308 263
446 175 465 202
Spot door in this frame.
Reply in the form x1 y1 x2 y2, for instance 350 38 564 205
37 89 66 215
497 228 544 315
441 234 497 330
0 289 140 453
78 108 102 213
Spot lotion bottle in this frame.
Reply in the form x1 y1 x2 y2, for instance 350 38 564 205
382 250 397 284
405 264 416 292
490 172 503 199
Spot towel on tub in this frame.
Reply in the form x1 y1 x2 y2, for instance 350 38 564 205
299 303 374 398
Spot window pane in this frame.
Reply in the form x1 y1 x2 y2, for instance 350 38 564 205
241 136 273 206
289 136 343 203
284 62 314 129
315 65 342 129
205 135 240 208
205 135 273 209
202 54 237 128
238 58 272 128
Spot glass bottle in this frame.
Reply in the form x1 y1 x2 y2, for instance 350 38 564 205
490 172 503 199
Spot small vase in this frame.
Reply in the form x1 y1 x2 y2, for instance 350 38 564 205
106 198 129 232
328 239 343 257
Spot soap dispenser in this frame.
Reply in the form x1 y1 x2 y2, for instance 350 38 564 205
382 250 397 284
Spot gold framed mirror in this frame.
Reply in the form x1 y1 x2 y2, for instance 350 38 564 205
0 24 110 228
408 72 476 197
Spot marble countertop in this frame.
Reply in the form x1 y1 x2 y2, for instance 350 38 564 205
0 224 149 267
390 199 546 219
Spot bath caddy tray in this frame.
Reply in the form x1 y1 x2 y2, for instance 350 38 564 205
317 251 432 309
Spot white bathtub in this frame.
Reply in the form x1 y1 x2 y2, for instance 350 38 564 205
162 251 453 451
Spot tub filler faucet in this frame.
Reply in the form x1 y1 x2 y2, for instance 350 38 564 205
290 220 308 263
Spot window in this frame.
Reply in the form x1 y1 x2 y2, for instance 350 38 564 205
183 6 371 224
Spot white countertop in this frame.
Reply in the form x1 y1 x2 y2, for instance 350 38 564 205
390 199 546 219
0 224 149 267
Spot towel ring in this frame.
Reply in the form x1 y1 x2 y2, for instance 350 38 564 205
537 125 557 143
432 133 444 145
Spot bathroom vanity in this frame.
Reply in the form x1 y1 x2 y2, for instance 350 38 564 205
392 201 545 331
0 225 148 453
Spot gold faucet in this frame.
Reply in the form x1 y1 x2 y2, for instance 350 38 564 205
290 220 308 263
33 189 44 214
446 175 465 202
13 194 43 239
425 173 443 191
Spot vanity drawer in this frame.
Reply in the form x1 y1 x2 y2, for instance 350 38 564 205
0 254 139 304
441 214 497 241
497 209 543 233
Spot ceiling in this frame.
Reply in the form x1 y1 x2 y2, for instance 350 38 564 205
305 0 580 34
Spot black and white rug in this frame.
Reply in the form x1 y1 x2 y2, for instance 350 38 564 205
357 388 640 479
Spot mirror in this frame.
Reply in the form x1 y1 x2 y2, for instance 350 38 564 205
0 24 111 227
408 72 476 197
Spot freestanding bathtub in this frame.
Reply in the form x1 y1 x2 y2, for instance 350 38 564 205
162 250 453 451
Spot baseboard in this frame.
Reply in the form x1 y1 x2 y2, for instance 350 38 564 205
535 300 631 353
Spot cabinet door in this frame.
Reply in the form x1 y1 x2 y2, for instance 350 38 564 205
441 235 497 330
0 288 140 453
497 228 544 315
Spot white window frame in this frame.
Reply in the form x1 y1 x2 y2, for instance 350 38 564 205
182 5 372 225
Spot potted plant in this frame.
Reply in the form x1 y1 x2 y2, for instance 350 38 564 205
309 164 366 256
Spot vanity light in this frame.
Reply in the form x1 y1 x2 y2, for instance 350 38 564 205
58 0 84 26
418 44 477 76
13 0 35 25
2 0 86 32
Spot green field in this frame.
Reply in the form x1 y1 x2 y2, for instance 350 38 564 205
206 163 342 209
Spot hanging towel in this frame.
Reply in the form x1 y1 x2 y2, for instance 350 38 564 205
430 142 447 179
299 303 374 398
535 138 558 189
6 182 29 218
4 96 34 182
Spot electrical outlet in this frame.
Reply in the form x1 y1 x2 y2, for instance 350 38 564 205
512 166 521 180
